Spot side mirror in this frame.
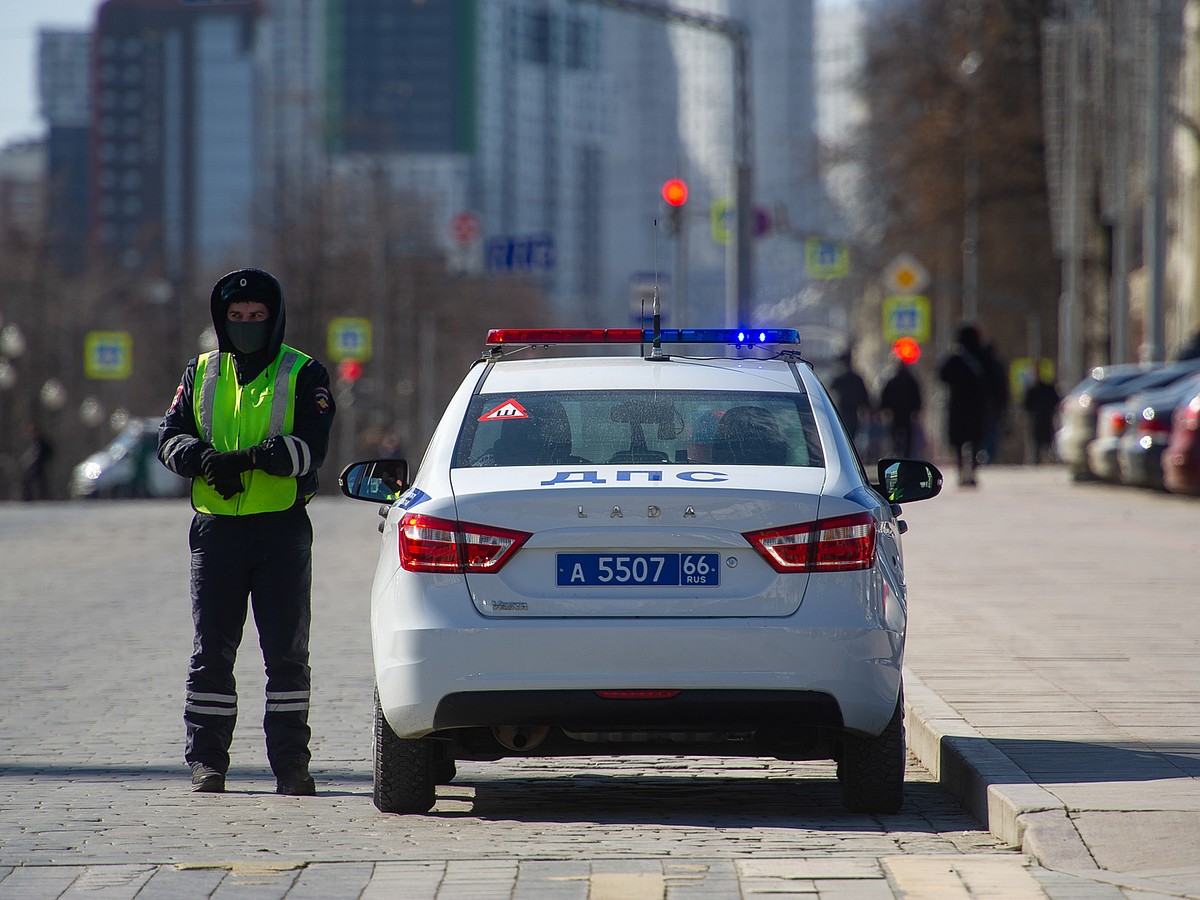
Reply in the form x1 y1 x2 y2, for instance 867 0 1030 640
876 458 943 504
339 458 409 504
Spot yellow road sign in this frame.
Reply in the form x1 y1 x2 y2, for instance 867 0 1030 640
883 253 929 295
85 331 133 380
328 318 373 363
805 239 849 279
882 295 931 342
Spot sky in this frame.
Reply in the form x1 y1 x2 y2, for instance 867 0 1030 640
0 0 99 149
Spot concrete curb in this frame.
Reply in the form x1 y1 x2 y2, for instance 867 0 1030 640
904 670 1200 897
902 667 1096 871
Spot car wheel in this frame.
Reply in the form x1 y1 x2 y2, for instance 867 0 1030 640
838 690 905 814
373 688 436 814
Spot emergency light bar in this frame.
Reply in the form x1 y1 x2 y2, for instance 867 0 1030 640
485 328 800 346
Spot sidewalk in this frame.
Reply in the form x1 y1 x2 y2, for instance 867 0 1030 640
900 465 1200 898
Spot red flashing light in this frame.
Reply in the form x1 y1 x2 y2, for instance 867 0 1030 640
338 359 364 382
892 337 921 365
661 178 688 207
487 328 643 345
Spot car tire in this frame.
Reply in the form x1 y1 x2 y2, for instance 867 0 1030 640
373 688 436 814
838 690 905 814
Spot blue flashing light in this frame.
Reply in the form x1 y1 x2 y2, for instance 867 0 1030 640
644 328 799 345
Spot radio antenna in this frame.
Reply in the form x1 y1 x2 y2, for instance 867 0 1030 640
651 218 663 358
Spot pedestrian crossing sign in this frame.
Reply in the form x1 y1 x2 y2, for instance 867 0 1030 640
328 318 373 363
805 239 850 279
882 296 931 342
85 331 133 380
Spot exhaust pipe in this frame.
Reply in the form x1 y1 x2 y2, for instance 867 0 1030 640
493 724 550 751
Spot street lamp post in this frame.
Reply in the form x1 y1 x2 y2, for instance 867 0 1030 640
570 0 754 324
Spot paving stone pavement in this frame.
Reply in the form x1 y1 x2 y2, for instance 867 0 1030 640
0 475 1176 898
900 465 1200 899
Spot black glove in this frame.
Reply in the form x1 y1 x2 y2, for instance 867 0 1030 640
201 448 257 481
200 448 256 499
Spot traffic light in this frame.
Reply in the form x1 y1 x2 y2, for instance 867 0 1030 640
892 337 921 365
338 359 364 383
661 178 687 234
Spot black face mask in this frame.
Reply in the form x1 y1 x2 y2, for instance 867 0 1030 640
226 321 271 355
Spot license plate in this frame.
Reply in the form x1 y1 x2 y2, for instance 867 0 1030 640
556 553 720 587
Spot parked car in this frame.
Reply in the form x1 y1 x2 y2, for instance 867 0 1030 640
1117 371 1200 489
1055 364 1149 480
1058 361 1200 481
1084 400 1129 483
1162 382 1200 495
70 417 188 499
340 326 943 816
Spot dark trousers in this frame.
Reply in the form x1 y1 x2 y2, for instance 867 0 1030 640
185 505 313 776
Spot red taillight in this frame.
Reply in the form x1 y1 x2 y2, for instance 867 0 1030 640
398 514 530 573
594 689 682 700
744 512 877 573
1108 409 1127 436
1137 407 1171 436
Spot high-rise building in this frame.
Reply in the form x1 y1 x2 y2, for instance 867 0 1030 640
91 0 261 277
49 0 829 331
39 28 91 271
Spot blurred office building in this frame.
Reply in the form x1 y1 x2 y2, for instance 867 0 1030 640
39 0 841 328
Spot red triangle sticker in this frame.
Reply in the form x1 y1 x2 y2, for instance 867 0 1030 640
479 398 529 421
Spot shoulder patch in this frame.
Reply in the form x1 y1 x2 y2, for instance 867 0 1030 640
167 383 184 415
314 386 333 413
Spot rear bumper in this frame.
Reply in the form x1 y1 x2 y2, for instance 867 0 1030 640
374 616 903 740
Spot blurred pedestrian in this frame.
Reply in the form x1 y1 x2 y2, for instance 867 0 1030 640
879 355 923 458
158 267 336 796
1023 373 1061 465
979 339 1010 464
830 349 873 455
938 324 990 486
20 422 54 501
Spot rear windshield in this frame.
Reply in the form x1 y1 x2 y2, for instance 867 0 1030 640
454 390 824 468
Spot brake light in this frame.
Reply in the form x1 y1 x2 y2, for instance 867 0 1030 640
1107 409 1127 436
1137 407 1171 436
398 514 530 573
594 689 682 700
744 512 877 573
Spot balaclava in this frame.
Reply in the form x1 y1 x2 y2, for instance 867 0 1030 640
210 268 287 385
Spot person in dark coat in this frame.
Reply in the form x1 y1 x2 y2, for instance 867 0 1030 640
938 324 990 486
1023 374 1061 464
830 349 873 455
20 422 54 501
879 358 923 458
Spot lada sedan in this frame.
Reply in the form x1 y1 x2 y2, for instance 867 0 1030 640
340 328 942 815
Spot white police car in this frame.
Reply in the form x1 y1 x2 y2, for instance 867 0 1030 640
340 327 941 815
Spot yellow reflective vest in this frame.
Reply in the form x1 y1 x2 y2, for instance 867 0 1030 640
192 346 310 515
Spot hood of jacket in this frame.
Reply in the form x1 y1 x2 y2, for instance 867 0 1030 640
210 268 287 383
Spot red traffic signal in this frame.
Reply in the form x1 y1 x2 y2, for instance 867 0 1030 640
892 337 921 365
338 359 364 383
661 178 688 207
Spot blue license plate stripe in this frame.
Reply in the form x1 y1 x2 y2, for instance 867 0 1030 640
556 553 719 587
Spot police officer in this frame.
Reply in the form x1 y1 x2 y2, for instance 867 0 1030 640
158 268 336 795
